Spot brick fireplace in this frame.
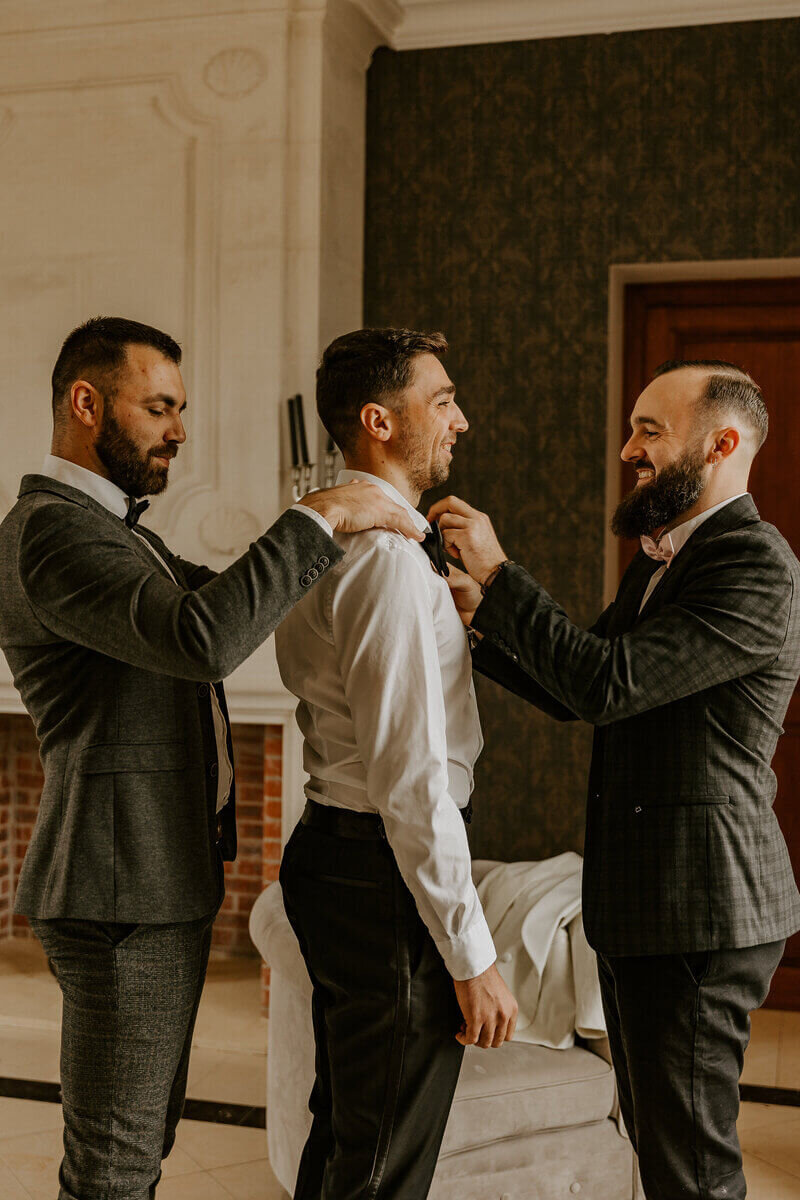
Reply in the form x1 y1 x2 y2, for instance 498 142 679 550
0 713 283 1010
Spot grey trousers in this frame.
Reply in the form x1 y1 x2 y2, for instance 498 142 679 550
30 914 215 1200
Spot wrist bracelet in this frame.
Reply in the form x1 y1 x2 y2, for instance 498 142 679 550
480 560 513 596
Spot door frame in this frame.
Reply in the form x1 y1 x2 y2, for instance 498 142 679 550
603 257 800 605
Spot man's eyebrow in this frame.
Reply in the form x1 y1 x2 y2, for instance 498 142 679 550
431 384 456 399
631 415 664 429
145 393 188 412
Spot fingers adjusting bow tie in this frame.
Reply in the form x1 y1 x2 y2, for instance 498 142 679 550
640 529 675 564
125 497 150 529
421 520 450 578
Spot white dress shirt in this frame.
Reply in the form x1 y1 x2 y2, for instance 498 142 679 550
639 492 749 613
275 469 496 981
40 454 234 812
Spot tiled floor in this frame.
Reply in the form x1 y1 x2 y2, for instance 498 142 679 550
1 936 799 1197
0 937 286 1199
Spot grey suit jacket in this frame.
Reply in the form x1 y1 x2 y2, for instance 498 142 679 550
0 475 342 923
473 495 800 955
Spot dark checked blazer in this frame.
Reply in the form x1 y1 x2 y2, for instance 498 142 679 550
472 495 800 956
0 475 342 924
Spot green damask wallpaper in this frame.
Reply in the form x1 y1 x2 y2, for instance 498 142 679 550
363 18 800 863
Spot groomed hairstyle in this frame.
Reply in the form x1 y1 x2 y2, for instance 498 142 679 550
653 359 768 450
317 327 448 454
51 316 181 426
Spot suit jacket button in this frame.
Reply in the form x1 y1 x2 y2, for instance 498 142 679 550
308 567 319 580
319 556 330 568
197 683 209 698
210 763 219 778
634 805 642 813
301 573 312 587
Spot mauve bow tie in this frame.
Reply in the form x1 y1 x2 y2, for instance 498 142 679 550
125 497 150 529
640 530 674 564
421 521 450 577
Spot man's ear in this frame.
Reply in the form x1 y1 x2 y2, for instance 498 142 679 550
360 402 392 443
70 380 103 429
710 427 740 463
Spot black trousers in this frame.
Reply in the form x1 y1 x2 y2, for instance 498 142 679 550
598 940 784 1200
279 804 465 1200
30 914 214 1200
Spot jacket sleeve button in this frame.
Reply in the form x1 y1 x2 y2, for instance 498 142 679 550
319 556 330 568
197 683 209 698
210 763 219 778
300 574 312 587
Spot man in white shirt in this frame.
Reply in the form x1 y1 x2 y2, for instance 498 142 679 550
276 327 517 1200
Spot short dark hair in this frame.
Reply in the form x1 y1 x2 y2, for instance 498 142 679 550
51 316 181 426
316 327 448 454
653 358 768 450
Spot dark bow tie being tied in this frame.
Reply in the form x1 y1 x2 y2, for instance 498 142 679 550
421 521 450 578
125 497 150 529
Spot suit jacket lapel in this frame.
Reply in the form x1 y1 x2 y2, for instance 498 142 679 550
608 553 662 636
635 495 761 624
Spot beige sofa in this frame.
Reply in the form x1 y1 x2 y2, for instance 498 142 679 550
250 862 640 1200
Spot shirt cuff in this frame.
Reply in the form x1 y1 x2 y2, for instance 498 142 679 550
291 503 333 540
435 911 497 981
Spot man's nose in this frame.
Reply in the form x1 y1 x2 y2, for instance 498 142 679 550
620 434 642 464
452 405 469 433
167 414 187 445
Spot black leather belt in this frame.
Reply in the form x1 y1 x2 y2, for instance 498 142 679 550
301 797 472 838
302 800 386 840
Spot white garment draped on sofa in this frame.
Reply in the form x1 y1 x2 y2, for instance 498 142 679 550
476 852 606 1049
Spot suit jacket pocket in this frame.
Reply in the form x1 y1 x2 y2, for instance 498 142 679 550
78 741 188 774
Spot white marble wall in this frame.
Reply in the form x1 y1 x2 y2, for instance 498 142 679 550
0 0 386 746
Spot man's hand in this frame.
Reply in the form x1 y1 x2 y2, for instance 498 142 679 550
446 568 483 628
301 481 424 542
427 496 507 585
453 963 518 1048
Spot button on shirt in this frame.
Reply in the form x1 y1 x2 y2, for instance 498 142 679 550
639 493 750 613
41 455 234 813
275 469 496 981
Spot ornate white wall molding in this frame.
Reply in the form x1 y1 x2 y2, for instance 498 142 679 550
390 0 800 50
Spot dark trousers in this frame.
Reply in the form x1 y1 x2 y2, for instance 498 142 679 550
30 914 215 1200
598 940 784 1200
279 806 465 1200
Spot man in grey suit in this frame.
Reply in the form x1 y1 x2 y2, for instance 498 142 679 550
0 315 423 1200
429 360 800 1200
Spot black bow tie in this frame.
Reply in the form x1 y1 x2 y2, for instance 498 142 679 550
125 497 150 529
421 520 450 578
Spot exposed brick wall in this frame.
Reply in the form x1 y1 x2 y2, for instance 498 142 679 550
0 712 282 1002
212 722 283 969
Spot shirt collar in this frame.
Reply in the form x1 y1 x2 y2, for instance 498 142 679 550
42 454 131 521
657 492 750 561
336 469 430 535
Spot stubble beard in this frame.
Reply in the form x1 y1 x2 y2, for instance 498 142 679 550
398 412 451 497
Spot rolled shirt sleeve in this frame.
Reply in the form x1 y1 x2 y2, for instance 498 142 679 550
332 536 496 980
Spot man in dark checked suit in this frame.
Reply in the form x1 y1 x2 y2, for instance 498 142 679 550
429 360 800 1200
0 316 423 1200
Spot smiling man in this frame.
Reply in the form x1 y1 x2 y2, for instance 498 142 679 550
430 360 800 1200
276 327 517 1200
0 316 423 1200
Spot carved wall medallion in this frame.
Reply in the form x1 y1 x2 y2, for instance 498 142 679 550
203 48 268 99
199 505 263 556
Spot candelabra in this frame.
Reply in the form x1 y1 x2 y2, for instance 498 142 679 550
287 394 338 498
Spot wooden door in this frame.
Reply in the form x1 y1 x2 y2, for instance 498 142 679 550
621 278 800 1008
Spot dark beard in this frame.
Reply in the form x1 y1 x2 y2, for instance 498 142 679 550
96 404 172 497
611 447 707 540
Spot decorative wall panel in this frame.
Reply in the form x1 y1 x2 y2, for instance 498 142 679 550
364 16 800 863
